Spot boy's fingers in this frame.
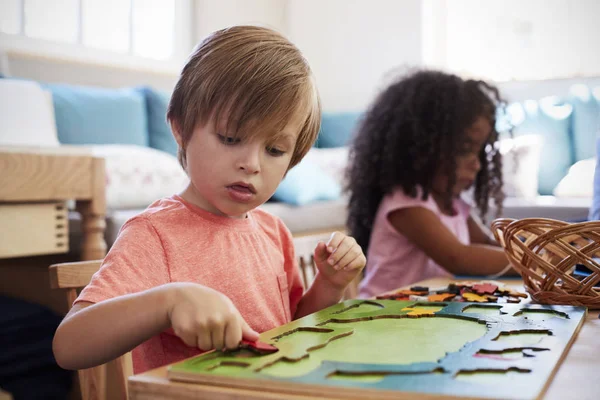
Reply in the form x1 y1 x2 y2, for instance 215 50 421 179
224 318 242 350
334 247 361 270
327 238 354 267
313 241 329 262
325 231 345 253
342 254 367 271
196 330 212 351
175 328 197 348
210 322 225 351
241 318 260 342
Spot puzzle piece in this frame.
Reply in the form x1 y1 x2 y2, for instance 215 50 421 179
401 307 437 317
239 340 279 355
428 293 456 302
497 287 528 298
462 293 488 303
473 283 498 295
396 289 429 296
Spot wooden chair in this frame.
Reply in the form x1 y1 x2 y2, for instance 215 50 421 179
49 260 133 400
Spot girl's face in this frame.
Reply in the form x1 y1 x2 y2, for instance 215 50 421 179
173 112 304 219
433 115 492 197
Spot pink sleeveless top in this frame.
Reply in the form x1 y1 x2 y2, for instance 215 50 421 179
358 188 470 298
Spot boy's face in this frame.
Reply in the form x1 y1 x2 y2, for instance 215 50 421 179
174 113 303 218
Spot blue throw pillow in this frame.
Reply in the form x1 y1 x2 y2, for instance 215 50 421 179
272 158 341 206
590 137 600 221
317 112 363 148
136 86 178 157
509 97 574 195
568 84 600 162
44 83 148 146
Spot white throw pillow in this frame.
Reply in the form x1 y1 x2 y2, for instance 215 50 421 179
0 79 60 147
499 135 542 199
553 158 596 198
87 145 188 210
304 147 350 188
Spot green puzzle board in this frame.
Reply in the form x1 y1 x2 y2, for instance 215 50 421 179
167 300 586 400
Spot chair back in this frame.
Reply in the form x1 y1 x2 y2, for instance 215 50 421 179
50 260 133 400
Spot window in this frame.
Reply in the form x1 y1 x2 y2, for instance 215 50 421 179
422 0 600 81
0 0 188 70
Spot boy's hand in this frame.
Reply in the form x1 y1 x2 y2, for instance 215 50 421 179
167 283 259 351
313 232 366 290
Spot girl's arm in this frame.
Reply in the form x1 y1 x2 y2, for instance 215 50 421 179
467 214 500 246
388 207 513 276
53 283 258 370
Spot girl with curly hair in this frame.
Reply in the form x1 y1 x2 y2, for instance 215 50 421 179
346 70 515 298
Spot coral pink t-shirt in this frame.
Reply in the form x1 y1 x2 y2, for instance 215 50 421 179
358 188 471 298
75 195 304 374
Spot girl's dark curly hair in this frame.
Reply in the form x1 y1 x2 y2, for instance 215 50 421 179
346 69 508 254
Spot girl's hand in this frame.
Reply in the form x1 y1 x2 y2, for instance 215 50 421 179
313 232 366 290
167 283 259 351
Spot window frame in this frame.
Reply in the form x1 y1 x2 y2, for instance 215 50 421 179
0 0 192 75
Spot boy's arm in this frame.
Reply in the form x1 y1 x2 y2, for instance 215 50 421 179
388 207 515 276
53 285 173 370
294 234 366 318
294 274 346 318
53 282 259 370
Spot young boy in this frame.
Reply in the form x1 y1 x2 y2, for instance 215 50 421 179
52 25 366 374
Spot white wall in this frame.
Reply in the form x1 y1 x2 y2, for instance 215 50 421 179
193 0 286 42
3 0 598 108
287 0 423 112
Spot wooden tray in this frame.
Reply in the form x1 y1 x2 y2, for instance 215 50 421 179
168 299 586 400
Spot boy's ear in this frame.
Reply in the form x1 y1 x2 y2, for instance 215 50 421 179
170 120 184 147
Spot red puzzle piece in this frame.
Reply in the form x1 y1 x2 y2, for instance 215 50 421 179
239 340 279 354
472 283 498 295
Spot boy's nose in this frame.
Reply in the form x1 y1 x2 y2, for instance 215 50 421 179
237 145 261 174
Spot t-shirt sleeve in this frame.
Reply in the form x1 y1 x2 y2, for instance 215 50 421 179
278 222 304 317
383 188 437 218
75 216 170 306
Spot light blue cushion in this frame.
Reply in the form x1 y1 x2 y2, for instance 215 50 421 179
590 137 600 220
317 112 362 148
136 86 178 156
272 158 341 206
44 83 148 146
568 84 600 162
509 97 574 195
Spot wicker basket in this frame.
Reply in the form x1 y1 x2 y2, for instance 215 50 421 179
492 218 600 309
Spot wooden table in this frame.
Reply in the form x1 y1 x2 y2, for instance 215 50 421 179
128 277 599 399
0 146 107 314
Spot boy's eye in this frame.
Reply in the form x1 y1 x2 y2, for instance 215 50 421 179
217 134 240 145
266 146 285 156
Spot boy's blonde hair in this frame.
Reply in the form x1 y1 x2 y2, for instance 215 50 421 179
167 25 321 169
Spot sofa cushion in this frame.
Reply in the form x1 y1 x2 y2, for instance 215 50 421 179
260 197 348 234
553 158 595 198
568 84 600 162
499 134 542 198
44 83 148 146
87 144 188 210
317 112 363 148
590 138 600 220
272 155 341 206
508 97 574 195
136 86 178 157
0 79 59 147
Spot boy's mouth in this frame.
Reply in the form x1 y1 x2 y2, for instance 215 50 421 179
228 182 256 194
